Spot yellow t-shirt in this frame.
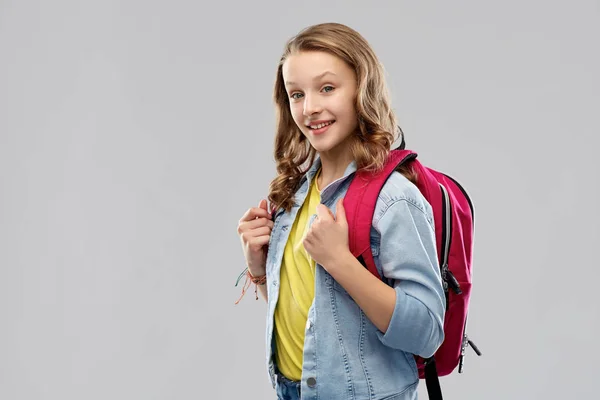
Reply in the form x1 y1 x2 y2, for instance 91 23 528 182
273 169 322 381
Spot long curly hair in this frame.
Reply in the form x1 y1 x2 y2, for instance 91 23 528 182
268 22 415 212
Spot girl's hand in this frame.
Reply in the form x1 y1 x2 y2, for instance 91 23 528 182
303 198 351 270
237 199 273 276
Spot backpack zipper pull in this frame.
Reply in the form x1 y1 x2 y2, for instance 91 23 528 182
447 270 462 294
458 334 482 373
442 264 462 294
468 338 482 356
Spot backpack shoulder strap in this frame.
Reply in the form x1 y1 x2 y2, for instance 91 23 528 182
344 149 417 278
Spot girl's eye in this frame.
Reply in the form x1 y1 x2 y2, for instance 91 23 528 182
290 93 303 100
322 86 334 93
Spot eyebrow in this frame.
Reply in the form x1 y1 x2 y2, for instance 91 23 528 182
285 71 337 86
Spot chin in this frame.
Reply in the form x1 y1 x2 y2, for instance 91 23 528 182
310 140 343 154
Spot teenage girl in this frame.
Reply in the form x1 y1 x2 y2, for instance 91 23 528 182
236 22 446 400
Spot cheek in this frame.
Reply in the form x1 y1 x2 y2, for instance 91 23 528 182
336 102 358 126
290 104 305 126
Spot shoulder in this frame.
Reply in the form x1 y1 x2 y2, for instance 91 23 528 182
373 171 434 227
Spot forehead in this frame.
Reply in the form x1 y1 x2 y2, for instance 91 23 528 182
282 51 354 85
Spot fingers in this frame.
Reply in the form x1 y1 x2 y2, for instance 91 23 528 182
247 234 271 251
259 199 268 212
302 234 313 252
238 217 273 234
316 204 333 221
239 206 272 223
335 198 346 224
241 226 271 240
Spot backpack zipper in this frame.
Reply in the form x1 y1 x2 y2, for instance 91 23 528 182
439 178 481 372
443 173 475 225
439 184 461 295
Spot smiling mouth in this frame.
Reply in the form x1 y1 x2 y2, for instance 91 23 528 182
307 121 335 130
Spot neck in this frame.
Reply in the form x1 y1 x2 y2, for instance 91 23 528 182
317 150 354 190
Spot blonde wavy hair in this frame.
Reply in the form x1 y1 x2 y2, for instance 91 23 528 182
268 22 415 212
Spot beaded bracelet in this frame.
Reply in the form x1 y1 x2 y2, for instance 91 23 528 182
235 268 267 304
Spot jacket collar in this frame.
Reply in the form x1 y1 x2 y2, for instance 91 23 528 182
299 154 358 200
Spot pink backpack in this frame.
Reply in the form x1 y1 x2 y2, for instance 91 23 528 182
343 144 482 400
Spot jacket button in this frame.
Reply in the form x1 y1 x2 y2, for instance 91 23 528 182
307 377 316 388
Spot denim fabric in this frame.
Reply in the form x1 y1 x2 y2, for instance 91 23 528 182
265 156 446 400
275 365 302 400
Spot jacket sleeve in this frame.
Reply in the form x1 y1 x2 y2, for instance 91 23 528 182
372 192 446 358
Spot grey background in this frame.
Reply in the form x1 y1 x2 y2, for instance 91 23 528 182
1 0 598 399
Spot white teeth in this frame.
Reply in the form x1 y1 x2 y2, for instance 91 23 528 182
309 121 333 129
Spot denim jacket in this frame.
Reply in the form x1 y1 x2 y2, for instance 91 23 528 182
264 156 446 400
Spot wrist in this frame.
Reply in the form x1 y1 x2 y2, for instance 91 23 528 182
324 250 354 274
234 267 267 304
248 266 266 278
247 269 267 287
247 267 266 283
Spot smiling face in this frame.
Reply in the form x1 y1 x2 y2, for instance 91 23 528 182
282 51 359 157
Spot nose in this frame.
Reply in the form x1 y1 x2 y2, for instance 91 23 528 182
303 93 322 117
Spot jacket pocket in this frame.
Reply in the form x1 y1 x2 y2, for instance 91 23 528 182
378 380 418 399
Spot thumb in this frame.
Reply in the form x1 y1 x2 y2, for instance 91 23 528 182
259 199 268 211
336 198 347 224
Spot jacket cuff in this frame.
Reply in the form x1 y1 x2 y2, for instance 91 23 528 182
376 286 444 358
